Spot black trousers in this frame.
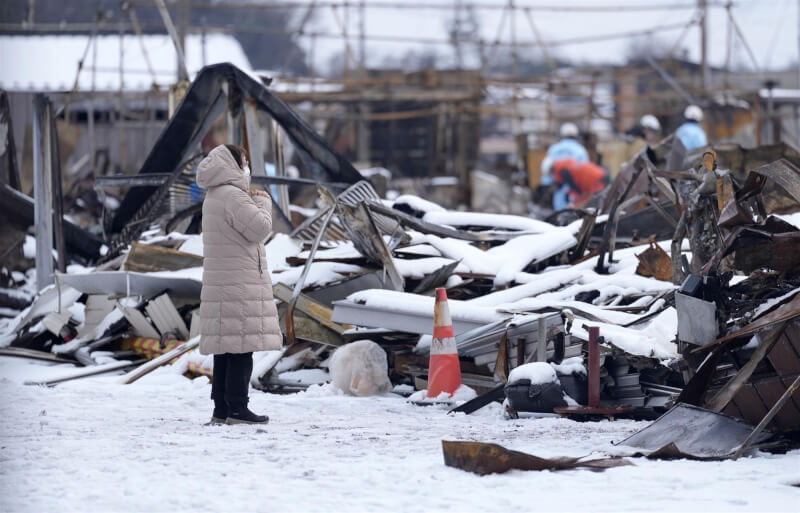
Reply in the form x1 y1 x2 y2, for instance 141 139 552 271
211 352 253 405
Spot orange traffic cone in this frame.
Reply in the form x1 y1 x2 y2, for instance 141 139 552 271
426 288 462 398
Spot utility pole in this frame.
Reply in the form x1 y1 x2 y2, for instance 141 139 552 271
359 0 366 69
178 1 190 80
155 0 189 82
453 0 462 69
797 0 800 88
699 0 711 92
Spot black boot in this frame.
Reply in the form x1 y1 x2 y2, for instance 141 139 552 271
208 354 230 425
223 352 267 424
210 399 227 424
226 401 269 425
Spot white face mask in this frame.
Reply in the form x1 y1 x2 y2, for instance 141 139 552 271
242 165 251 177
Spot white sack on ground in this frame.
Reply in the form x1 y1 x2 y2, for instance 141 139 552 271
330 340 392 396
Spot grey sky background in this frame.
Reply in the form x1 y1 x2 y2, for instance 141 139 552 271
287 0 799 74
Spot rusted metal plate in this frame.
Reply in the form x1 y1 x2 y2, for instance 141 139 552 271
767 333 800 376
732 384 770 426
441 441 632 475
753 376 800 431
635 241 673 281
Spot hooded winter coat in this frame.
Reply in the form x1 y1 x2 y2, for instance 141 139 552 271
195 145 283 355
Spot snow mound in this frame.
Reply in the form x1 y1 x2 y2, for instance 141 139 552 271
407 384 477 403
507 362 558 385
550 356 586 376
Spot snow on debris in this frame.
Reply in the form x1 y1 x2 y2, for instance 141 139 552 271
391 194 447 214
394 244 442 257
423 228 577 286
776 212 800 229
345 289 508 327
265 233 303 271
550 356 587 376
272 262 366 288
298 241 362 260
393 257 469 279
507 362 559 385
573 319 678 360
408 384 477 403
52 308 125 355
487 230 577 286
422 211 556 233
22 235 36 259
278 368 330 386
178 235 204 256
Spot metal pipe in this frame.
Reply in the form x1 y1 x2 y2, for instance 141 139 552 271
588 325 600 408
32 94 54 291
50 104 66 273
699 0 711 91
285 200 337 347
273 120 291 218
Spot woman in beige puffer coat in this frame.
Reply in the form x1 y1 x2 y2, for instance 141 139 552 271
196 144 282 425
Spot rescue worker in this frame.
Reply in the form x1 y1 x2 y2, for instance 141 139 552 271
541 122 590 184
676 105 708 151
551 157 610 209
640 114 662 145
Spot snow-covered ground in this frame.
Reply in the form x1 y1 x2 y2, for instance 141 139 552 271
1 357 798 513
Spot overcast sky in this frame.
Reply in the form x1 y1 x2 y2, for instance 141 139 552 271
288 0 799 77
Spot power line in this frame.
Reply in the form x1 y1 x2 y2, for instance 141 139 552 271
129 1 731 13
0 20 693 48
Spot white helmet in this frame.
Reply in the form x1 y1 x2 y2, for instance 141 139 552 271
640 114 661 132
560 122 579 138
684 105 703 122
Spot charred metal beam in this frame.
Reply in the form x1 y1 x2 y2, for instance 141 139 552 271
111 63 362 234
95 173 350 189
0 91 20 190
0 184 103 261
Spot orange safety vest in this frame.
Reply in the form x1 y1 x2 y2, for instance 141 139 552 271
553 158 609 206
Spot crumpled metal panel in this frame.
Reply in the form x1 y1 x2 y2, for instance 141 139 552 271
739 158 800 205
615 403 771 460
56 271 201 299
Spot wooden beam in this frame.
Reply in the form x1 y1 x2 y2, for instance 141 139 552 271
273 282 348 335
123 241 203 273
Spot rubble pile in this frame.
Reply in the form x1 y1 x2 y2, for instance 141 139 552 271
2 146 798 449
1 63 799 465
